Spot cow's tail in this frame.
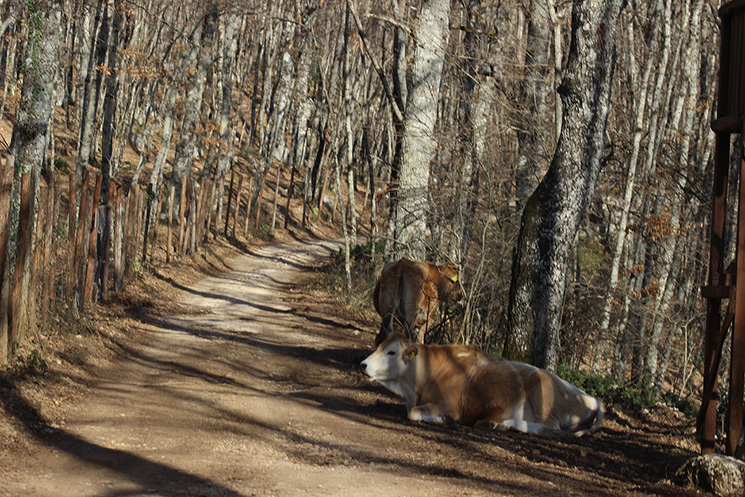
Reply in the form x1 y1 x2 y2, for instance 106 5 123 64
571 397 605 437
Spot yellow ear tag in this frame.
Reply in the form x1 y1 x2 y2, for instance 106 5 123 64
407 350 416 361
452 274 458 283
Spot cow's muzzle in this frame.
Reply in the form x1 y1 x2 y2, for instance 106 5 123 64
359 361 370 377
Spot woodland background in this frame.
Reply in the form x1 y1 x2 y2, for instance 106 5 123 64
0 0 732 417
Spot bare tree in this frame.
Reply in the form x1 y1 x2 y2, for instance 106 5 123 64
171 2 217 215
394 0 451 260
504 0 626 371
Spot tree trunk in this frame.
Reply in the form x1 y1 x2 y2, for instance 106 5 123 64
100 2 122 204
292 23 313 229
171 4 217 214
343 4 357 245
643 0 704 390
334 151 352 302
593 2 661 371
394 0 451 260
213 10 240 180
515 0 553 210
450 0 489 267
250 19 294 222
7 0 60 350
503 0 625 371
75 0 104 188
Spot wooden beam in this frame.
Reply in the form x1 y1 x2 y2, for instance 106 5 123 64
701 285 735 299
720 0 745 18
712 114 743 133
700 130 733 454
728 129 745 456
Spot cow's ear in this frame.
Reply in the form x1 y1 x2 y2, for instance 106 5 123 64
451 274 458 283
404 346 418 362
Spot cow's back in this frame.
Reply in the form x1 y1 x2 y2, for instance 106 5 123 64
373 259 427 327
415 344 514 424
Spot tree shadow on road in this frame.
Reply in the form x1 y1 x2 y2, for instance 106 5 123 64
0 376 245 497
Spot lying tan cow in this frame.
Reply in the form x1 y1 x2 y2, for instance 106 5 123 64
359 334 604 436
372 258 461 346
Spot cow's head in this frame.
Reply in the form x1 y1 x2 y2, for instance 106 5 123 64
437 264 463 304
359 333 418 382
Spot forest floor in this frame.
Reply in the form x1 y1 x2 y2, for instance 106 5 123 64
0 228 707 497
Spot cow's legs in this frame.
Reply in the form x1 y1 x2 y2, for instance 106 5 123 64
408 403 454 424
374 313 400 346
476 396 562 435
474 418 562 436
374 324 390 347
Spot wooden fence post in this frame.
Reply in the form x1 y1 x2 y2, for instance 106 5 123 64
113 185 123 291
41 176 55 323
141 189 153 265
233 174 243 239
243 175 254 237
167 185 174 263
9 172 32 350
0 165 14 363
83 173 103 307
224 169 235 237
72 169 91 304
189 177 197 254
178 178 188 255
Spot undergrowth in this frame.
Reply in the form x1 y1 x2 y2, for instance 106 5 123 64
557 363 697 418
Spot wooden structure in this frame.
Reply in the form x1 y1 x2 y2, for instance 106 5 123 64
699 0 745 456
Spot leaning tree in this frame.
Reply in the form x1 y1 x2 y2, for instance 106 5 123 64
503 0 627 371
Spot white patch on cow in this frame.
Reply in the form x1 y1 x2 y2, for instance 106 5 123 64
499 419 529 433
508 401 527 422
409 409 447 424
583 394 599 411
477 355 491 367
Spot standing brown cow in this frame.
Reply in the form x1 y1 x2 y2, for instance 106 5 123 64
372 258 462 346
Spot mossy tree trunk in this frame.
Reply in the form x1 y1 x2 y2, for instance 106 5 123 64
6 0 61 352
504 0 626 371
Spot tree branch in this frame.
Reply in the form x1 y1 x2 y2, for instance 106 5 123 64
347 0 404 123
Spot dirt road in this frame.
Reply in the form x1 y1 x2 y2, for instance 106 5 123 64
0 239 699 496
